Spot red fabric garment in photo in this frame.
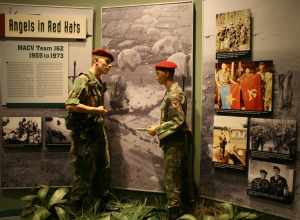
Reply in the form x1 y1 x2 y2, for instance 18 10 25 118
230 84 241 109
240 74 263 111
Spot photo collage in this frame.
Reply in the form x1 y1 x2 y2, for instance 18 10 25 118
1 116 71 149
213 9 296 202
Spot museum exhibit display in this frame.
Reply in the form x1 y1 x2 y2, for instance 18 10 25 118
101 1 193 191
202 1 300 218
0 0 299 219
0 3 93 189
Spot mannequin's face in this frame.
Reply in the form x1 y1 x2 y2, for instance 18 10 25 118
94 56 112 75
155 70 169 85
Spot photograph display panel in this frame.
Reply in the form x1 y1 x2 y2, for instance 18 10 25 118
2 117 42 146
212 115 248 170
216 9 251 59
250 118 296 161
102 1 193 191
248 159 294 202
215 60 273 114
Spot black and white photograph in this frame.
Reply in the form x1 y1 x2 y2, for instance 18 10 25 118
248 159 294 202
2 117 42 146
45 117 71 147
212 115 248 170
102 1 193 191
216 9 251 59
250 118 296 160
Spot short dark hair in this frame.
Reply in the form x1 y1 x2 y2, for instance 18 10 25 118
92 55 112 65
273 166 280 171
156 67 175 78
260 169 267 175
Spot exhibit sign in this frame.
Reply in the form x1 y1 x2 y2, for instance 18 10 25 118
1 14 86 39
1 41 68 104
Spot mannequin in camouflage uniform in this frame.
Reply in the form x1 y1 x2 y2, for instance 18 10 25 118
65 49 113 211
148 60 188 220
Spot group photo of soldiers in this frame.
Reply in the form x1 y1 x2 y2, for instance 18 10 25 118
2 117 42 145
216 9 251 54
248 160 294 201
250 118 297 157
215 60 273 112
212 115 248 169
45 117 71 146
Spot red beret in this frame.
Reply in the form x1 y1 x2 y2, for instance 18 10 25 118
92 48 114 62
155 60 177 70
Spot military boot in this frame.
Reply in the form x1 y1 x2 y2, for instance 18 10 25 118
168 206 181 220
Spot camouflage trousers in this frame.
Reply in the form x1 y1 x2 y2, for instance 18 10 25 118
70 124 111 210
162 143 184 208
161 130 196 210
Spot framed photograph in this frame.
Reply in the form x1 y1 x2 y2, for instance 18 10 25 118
45 117 71 148
248 159 294 202
250 118 296 161
212 115 248 170
216 9 251 59
215 60 273 114
102 1 193 191
2 117 42 146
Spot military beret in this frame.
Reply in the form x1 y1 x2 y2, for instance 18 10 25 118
92 48 114 62
260 169 267 174
155 60 177 70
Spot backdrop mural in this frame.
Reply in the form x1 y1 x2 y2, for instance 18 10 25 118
101 1 193 191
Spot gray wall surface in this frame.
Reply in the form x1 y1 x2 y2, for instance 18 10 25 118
201 0 300 219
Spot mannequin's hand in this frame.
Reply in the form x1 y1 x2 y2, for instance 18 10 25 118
147 125 158 136
93 106 108 114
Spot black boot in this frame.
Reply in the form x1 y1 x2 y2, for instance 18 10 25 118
168 206 181 220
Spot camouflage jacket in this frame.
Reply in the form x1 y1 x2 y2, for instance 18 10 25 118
65 71 107 129
156 82 187 140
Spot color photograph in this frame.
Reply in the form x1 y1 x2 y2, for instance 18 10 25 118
215 60 273 113
212 115 248 169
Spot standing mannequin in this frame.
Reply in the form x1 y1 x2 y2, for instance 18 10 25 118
65 49 113 211
148 60 189 220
